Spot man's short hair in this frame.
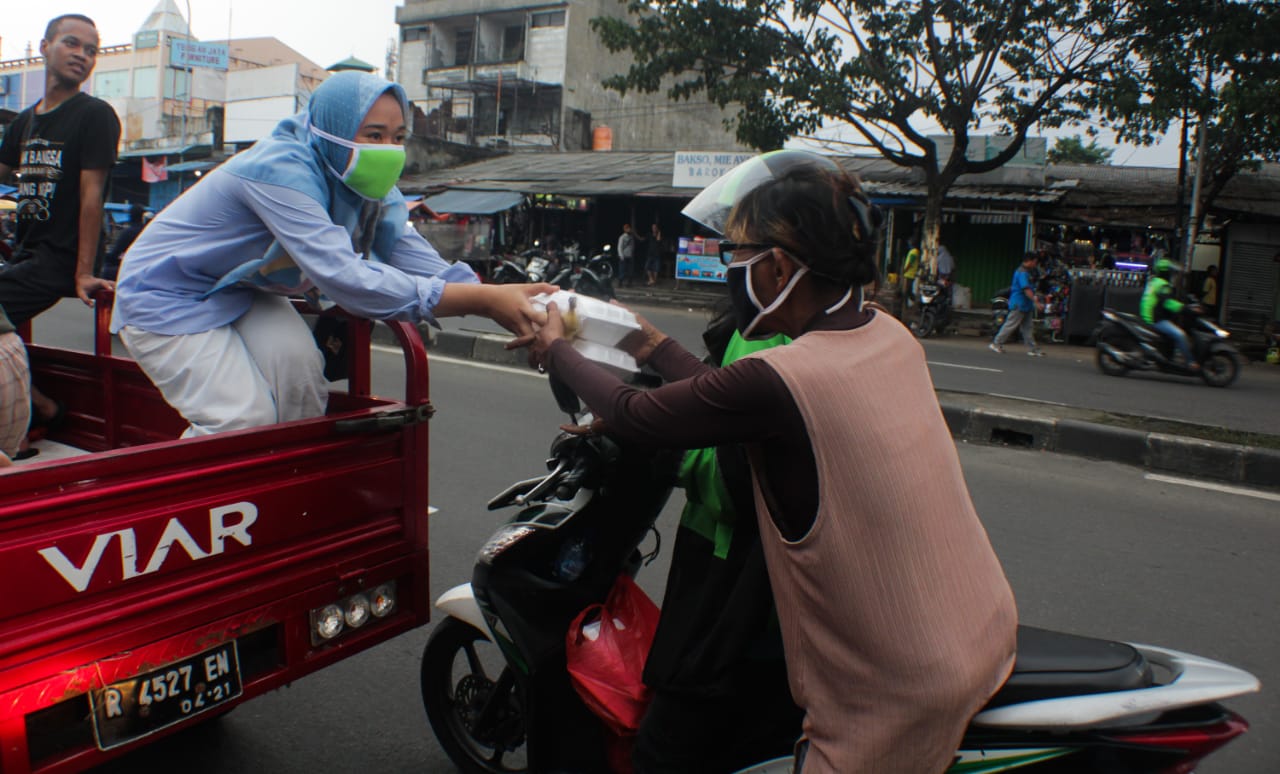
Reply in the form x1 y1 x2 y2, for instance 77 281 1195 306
45 14 97 42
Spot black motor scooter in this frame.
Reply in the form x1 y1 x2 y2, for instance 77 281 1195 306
422 380 1259 774
1095 306 1243 387
910 277 953 338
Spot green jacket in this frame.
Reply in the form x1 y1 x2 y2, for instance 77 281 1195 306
1140 276 1184 324
677 330 788 559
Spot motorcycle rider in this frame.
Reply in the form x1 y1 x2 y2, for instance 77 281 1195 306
520 150 1017 774
633 314 802 772
1140 258 1198 370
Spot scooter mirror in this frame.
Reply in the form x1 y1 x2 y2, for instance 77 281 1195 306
548 374 582 417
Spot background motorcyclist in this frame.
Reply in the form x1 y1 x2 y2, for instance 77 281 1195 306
1140 258 1199 370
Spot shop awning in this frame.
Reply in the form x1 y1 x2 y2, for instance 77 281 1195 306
167 160 219 173
119 144 210 158
422 189 523 215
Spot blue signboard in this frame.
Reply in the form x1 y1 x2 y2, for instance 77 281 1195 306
675 236 727 284
169 39 229 70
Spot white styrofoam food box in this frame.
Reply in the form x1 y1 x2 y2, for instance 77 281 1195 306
531 291 640 346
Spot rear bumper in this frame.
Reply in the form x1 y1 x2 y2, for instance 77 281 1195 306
0 555 428 774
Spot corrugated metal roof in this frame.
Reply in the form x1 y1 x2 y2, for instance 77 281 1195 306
398 151 1280 217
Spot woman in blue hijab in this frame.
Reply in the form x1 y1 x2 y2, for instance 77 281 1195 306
112 72 552 437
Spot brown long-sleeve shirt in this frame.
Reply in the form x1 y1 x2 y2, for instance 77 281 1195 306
545 305 871 540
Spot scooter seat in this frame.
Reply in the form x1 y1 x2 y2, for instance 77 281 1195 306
1106 310 1166 345
982 626 1153 709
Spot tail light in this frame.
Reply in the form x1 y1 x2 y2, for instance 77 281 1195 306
1104 712 1249 774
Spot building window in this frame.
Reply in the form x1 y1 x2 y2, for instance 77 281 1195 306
95 70 129 99
163 67 191 100
403 25 429 42
132 66 158 99
531 10 566 28
502 25 525 61
455 29 473 65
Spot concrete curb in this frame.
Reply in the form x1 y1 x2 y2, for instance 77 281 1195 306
375 325 1279 491
941 396 1280 490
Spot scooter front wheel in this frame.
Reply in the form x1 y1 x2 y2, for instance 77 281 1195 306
1096 345 1131 377
422 618 529 774
913 309 937 339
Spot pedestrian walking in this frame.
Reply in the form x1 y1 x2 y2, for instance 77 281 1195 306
616 223 636 287
990 252 1044 356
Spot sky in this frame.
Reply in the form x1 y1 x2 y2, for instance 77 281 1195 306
1 0 403 75
2 0 1180 167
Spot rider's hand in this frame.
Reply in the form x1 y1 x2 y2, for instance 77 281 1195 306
76 274 114 306
510 301 568 370
560 417 607 436
616 310 668 365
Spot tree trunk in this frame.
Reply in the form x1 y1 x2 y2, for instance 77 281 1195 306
920 183 946 278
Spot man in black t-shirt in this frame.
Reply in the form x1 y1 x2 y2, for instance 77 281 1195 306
0 13 120 325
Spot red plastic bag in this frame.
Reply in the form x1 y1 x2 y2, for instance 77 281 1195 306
565 574 660 737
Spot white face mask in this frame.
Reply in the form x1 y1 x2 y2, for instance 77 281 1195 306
726 249 860 339
726 250 809 339
309 123 406 200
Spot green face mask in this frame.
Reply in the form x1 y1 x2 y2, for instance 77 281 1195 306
310 124 406 200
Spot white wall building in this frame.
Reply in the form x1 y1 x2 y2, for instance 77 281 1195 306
0 0 326 154
395 0 744 152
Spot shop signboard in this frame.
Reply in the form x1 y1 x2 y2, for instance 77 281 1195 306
170 40 230 71
672 151 754 188
676 236 726 283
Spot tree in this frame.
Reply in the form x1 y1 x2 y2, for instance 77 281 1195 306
592 0 1132 275
1047 134 1114 164
1103 0 1280 269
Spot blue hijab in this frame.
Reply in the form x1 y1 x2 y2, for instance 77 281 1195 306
208 71 410 298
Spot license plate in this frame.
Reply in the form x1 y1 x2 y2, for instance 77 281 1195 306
89 641 243 750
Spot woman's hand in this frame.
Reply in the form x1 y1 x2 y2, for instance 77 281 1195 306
480 283 557 338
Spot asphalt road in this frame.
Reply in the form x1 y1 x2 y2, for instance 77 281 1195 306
31 298 1280 436
437 299 1280 436
89 350 1278 774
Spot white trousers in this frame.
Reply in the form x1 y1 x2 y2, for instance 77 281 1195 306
120 294 327 438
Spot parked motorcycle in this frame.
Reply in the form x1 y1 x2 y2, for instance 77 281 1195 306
421 379 1260 773
1095 307 1243 387
910 278 953 338
491 244 552 285
574 245 618 301
989 286 1011 335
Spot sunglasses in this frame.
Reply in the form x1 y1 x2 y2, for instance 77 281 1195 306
717 242 773 266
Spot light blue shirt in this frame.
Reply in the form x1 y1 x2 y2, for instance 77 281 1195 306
111 168 477 335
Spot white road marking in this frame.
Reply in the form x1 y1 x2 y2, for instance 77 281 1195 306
987 392 1070 407
1144 473 1280 503
927 360 1003 373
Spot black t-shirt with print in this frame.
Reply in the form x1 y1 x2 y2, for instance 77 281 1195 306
0 92 120 261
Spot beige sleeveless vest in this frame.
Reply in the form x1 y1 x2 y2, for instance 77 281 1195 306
746 314 1016 773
